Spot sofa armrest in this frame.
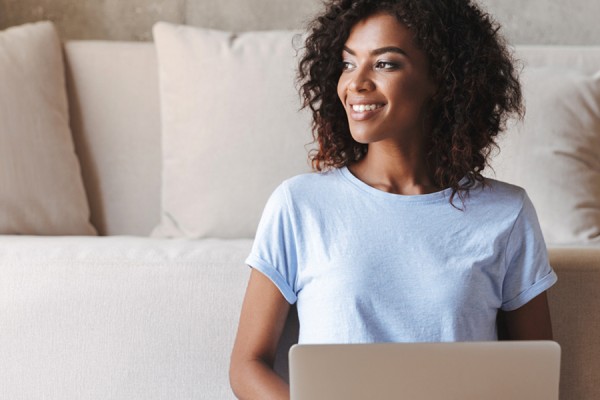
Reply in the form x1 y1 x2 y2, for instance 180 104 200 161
547 246 600 400
548 246 600 269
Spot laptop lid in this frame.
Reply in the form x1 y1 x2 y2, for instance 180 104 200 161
289 341 561 400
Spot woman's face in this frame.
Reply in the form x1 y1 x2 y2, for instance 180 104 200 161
337 12 436 146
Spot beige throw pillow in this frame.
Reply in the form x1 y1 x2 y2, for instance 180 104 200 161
485 67 600 245
0 22 96 235
152 22 314 239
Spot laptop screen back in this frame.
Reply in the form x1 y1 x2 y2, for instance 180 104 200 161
289 341 560 400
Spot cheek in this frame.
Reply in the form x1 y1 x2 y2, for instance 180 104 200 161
409 74 436 100
392 78 432 106
397 79 419 98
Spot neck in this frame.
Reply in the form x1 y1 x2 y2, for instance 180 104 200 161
348 141 440 195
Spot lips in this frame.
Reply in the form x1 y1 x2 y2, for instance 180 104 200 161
348 102 385 121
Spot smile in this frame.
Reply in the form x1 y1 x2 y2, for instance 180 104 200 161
351 104 384 112
348 103 385 121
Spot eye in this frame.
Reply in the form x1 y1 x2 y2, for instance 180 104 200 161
375 61 399 70
341 61 355 71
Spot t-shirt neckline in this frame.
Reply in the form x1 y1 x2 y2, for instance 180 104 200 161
338 165 468 203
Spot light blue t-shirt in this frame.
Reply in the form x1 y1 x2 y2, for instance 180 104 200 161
245 166 557 344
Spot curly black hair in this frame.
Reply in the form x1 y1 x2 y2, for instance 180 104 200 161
298 0 523 209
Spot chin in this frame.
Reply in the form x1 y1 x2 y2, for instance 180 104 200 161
349 133 370 144
349 129 383 145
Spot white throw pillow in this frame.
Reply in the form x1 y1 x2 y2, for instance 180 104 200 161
152 22 314 239
0 22 96 235
485 67 600 245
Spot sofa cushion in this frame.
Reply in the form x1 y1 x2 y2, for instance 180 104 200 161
485 67 600 245
151 22 314 239
0 235 252 399
0 21 96 235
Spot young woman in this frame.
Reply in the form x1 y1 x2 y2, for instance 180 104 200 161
230 0 557 398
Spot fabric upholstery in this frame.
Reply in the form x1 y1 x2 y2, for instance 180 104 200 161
60 41 600 239
151 22 314 239
0 235 251 400
64 41 162 236
484 68 600 245
0 21 95 235
516 45 600 75
547 246 600 400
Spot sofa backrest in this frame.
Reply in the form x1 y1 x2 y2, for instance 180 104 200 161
64 41 161 236
516 45 600 74
63 42 600 236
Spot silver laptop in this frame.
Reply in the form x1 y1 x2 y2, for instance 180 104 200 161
289 341 561 400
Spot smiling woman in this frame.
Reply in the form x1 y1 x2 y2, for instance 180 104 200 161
230 1 557 399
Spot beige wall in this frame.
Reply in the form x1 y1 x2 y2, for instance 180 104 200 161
479 0 600 45
1 0 599 44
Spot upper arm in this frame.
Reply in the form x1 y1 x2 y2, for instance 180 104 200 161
231 268 291 367
502 291 553 340
500 192 556 339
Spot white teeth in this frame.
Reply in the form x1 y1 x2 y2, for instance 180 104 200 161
352 104 381 112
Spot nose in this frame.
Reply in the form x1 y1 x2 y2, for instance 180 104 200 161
348 66 375 92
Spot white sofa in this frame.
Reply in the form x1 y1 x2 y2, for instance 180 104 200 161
1 22 600 399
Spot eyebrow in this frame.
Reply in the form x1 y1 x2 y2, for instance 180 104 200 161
343 45 409 57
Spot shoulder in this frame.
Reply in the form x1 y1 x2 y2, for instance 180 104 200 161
269 169 338 205
256 171 336 224
460 177 530 225
471 177 527 209
279 168 341 197
265 168 345 214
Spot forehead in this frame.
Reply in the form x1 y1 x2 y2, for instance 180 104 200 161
344 12 418 52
